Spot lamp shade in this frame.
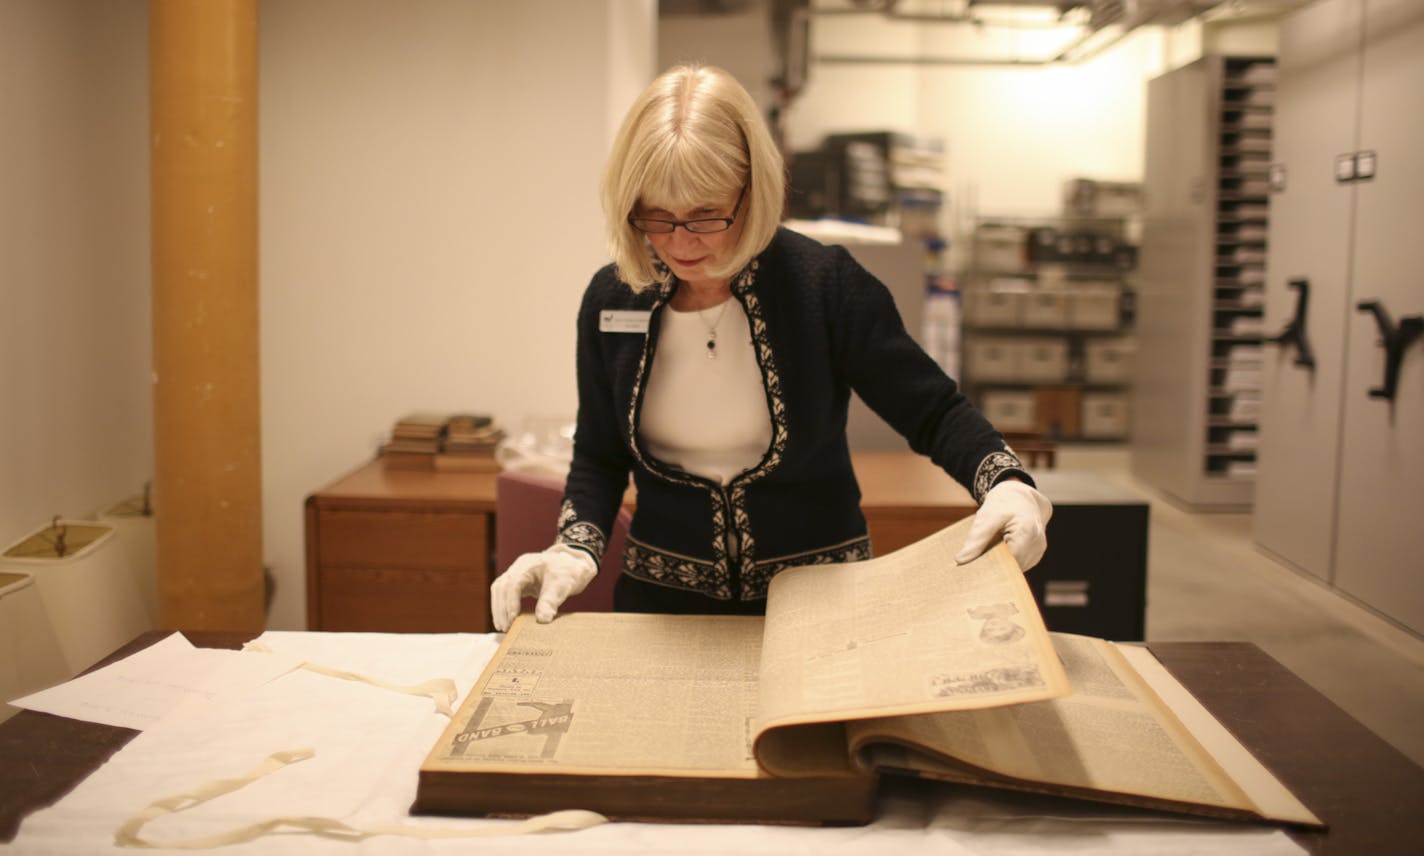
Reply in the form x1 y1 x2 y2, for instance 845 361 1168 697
0 570 70 715
1 519 152 673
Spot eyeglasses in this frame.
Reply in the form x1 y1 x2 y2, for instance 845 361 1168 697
628 186 747 234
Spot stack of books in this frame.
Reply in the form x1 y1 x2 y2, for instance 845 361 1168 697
380 412 504 472
379 412 447 470
435 414 504 472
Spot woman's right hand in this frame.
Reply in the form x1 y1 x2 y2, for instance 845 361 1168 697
489 545 599 632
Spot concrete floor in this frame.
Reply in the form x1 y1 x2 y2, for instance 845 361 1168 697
1056 444 1424 769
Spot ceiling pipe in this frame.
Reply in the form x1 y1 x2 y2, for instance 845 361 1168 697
812 0 1220 67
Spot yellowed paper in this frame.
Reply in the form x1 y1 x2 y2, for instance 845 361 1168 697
1116 644 1321 825
753 521 1070 775
424 613 765 777
847 634 1317 823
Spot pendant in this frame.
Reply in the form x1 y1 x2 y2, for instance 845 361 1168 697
706 335 718 359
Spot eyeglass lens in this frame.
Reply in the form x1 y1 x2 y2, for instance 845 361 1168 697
629 185 747 234
630 218 731 234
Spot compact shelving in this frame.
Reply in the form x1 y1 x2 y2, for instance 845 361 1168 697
1132 55 1276 508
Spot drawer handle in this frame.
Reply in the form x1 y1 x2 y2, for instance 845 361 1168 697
1266 278 1315 370
1355 300 1423 401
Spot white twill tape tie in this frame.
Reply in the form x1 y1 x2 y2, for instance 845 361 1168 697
240 640 460 716
115 748 608 848
112 644 609 847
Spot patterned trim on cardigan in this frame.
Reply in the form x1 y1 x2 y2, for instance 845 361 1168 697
720 260 787 577
737 536 872 600
623 537 733 599
556 498 607 562
972 450 1027 503
622 533 873 601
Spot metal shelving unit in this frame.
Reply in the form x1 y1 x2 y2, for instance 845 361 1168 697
1131 54 1275 509
960 217 1138 441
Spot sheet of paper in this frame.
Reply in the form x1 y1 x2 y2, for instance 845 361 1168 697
423 614 766 777
756 519 1069 747
250 630 496 701
10 632 300 731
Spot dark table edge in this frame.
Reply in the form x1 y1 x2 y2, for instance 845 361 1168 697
1147 641 1424 855
0 630 254 843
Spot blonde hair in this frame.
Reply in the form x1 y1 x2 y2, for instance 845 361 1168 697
602 64 785 291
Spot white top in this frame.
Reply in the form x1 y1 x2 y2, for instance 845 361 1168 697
639 299 771 486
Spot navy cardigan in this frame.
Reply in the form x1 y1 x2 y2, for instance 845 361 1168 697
556 227 1029 602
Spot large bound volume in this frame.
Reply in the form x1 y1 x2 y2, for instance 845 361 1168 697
413 519 1321 828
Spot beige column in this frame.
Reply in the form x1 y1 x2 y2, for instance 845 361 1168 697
150 0 263 631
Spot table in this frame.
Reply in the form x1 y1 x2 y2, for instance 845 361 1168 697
4 633 1421 853
305 462 499 632
306 454 1150 639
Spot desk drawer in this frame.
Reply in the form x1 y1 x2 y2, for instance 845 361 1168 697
866 508 976 556
319 565 488 633
317 510 486 570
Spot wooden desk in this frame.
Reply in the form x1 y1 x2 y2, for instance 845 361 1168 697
305 460 498 632
306 454 1147 638
852 450 978 551
4 632 1421 853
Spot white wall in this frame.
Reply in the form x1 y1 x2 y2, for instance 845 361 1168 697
260 0 656 628
0 0 152 547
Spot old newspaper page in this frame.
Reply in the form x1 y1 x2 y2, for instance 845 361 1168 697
845 633 1319 825
425 613 767 777
753 518 1070 777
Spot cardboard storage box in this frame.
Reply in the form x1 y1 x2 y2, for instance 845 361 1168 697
981 390 1036 434
1084 338 1136 384
1069 285 1121 330
974 225 1028 272
965 288 1025 327
1022 289 1070 329
964 338 1023 382
1081 392 1130 438
1019 339 1070 383
1063 178 1143 218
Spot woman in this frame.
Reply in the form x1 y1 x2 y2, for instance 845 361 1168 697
491 65 1050 632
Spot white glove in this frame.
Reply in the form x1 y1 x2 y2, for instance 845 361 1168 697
490 544 598 632
954 480 1053 572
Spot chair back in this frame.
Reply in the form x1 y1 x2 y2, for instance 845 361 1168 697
494 470 627 614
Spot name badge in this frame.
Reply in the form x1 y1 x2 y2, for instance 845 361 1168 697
599 310 651 333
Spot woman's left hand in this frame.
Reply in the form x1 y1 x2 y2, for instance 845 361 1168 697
954 480 1053 572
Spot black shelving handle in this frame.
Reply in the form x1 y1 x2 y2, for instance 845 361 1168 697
1355 300 1424 401
1266 278 1316 369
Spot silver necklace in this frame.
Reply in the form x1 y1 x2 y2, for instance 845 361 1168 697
696 299 732 360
